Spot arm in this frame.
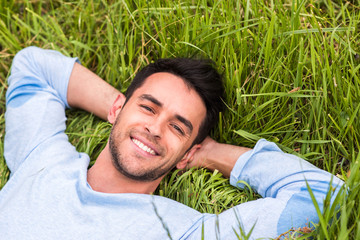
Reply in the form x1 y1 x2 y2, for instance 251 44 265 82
67 63 125 121
187 137 251 178
5 47 78 173
186 138 344 239
5 47 123 174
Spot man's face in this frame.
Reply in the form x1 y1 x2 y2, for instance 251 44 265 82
109 72 206 182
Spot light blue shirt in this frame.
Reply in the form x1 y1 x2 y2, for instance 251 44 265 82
0 47 343 239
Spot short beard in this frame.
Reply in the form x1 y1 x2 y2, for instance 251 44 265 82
108 127 178 182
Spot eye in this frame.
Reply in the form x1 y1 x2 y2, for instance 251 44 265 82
171 123 185 135
140 105 154 113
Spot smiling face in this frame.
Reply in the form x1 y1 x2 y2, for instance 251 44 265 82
108 72 206 182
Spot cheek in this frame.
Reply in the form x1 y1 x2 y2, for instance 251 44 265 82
165 134 192 156
117 108 146 126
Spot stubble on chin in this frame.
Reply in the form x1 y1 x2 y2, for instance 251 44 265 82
108 128 176 182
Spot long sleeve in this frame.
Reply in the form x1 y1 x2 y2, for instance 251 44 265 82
185 139 344 239
5 46 78 174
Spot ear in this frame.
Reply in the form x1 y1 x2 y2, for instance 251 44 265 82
108 94 126 124
176 144 201 169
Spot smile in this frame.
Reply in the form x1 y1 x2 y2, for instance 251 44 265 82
131 138 157 156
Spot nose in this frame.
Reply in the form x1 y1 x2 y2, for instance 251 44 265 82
145 117 164 139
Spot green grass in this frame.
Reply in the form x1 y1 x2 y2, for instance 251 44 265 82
0 0 359 238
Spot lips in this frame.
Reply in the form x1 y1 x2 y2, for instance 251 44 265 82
131 137 158 156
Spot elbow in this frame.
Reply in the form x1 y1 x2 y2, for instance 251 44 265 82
9 46 42 83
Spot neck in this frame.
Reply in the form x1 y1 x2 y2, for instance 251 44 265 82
87 142 162 194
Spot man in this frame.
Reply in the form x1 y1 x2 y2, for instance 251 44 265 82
0 47 343 239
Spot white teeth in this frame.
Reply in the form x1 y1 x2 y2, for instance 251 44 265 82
132 138 156 155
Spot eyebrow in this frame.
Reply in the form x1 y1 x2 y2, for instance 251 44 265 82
175 114 193 135
139 94 194 135
140 94 162 107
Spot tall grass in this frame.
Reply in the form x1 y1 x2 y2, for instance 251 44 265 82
0 0 359 238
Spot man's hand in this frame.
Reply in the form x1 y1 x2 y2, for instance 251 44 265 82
187 137 252 178
186 137 217 169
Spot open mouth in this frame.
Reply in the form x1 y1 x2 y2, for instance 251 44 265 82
131 137 158 156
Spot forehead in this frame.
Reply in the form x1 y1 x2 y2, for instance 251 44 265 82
140 72 191 93
133 72 206 130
